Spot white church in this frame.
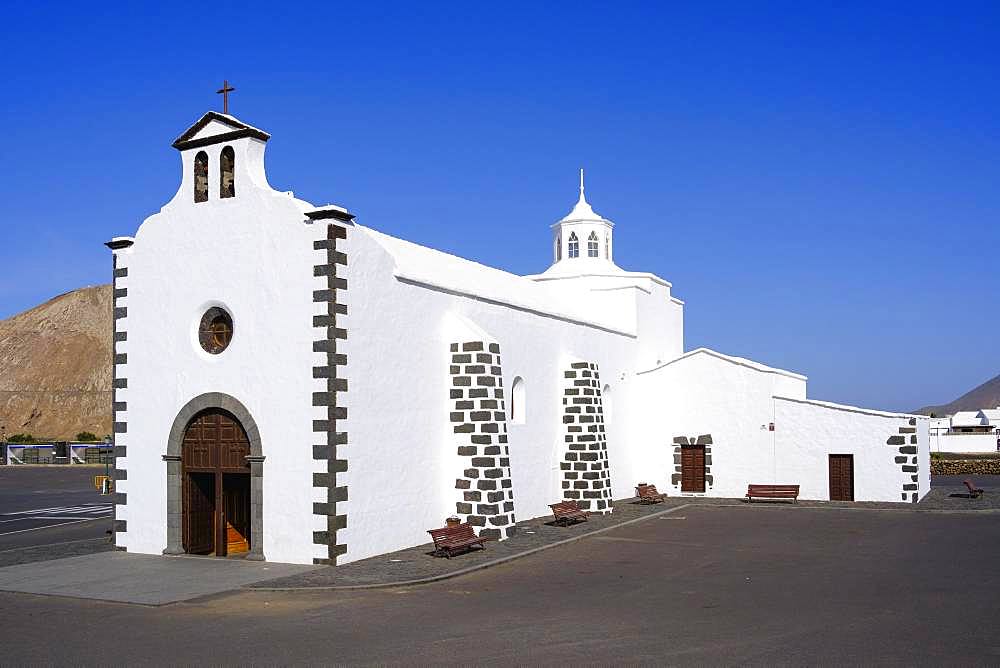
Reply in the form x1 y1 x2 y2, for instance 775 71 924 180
105 111 930 565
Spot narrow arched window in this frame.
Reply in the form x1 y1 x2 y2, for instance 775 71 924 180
605 233 610 259
556 236 562 261
220 146 235 199
511 376 525 424
194 151 209 203
587 231 599 257
568 232 579 258
602 384 612 430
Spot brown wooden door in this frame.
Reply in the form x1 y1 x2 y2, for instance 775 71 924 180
183 472 216 554
681 445 706 493
181 409 251 556
829 454 854 501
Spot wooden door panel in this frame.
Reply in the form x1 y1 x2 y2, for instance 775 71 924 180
829 455 854 501
184 472 215 554
681 445 706 493
182 409 252 556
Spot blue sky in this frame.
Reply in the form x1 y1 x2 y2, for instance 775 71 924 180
1 2 997 411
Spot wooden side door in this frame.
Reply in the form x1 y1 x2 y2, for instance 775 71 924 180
681 445 706 493
829 454 854 501
183 472 216 554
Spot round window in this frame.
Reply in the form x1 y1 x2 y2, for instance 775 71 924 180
198 307 234 354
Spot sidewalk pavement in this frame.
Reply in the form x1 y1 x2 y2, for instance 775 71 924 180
0 551 319 605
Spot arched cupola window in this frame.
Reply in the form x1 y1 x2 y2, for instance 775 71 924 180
194 151 209 203
587 231 599 257
220 146 235 199
568 232 579 258
605 233 610 259
556 235 562 261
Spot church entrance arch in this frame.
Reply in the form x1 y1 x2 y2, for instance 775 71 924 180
182 410 251 556
164 393 265 560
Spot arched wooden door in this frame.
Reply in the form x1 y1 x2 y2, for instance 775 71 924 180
181 409 251 556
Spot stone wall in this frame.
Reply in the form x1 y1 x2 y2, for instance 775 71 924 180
559 361 612 513
931 458 1000 476
450 341 517 540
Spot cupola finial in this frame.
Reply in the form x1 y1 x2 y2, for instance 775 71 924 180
579 168 586 202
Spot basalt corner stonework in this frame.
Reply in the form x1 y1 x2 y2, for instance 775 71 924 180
110 253 130 544
450 341 517 540
892 417 920 503
311 222 350 564
559 361 612 513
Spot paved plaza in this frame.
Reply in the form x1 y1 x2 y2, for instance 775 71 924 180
0 501 998 665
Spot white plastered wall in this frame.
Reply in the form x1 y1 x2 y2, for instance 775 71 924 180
334 227 670 564
629 350 929 502
929 433 999 454
629 349 806 498
115 137 323 564
774 397 930 502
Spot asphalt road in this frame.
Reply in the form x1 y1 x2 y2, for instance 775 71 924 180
1 504 998 665
0 466 113 563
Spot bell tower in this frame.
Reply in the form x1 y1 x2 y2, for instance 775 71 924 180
169 111 273 207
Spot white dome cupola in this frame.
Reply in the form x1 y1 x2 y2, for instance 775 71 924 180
545 170 617 274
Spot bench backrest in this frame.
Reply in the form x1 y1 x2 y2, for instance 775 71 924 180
428 523 478 544
747 484 800 493
550 500 583 513
638 484 662 496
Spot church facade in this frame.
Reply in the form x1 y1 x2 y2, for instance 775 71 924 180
106 112 930 565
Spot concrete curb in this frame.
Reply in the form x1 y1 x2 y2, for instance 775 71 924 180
249 503 693 592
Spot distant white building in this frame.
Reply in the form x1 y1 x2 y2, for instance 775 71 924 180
105 111 932 566
929 408 1000 453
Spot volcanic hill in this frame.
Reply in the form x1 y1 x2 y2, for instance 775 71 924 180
0 285 112 440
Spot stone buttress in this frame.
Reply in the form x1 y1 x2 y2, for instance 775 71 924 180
449 341 517 539
559 361 612 512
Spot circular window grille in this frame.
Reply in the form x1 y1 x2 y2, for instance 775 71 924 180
198 307 234 354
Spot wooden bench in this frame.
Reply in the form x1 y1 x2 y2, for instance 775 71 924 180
549 500 590 526
964 480 984 499
427 523 492 558
636 484 667 504
745 484 800 502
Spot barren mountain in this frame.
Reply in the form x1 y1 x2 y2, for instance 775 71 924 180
916 373 1000 416
0 285 112 440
